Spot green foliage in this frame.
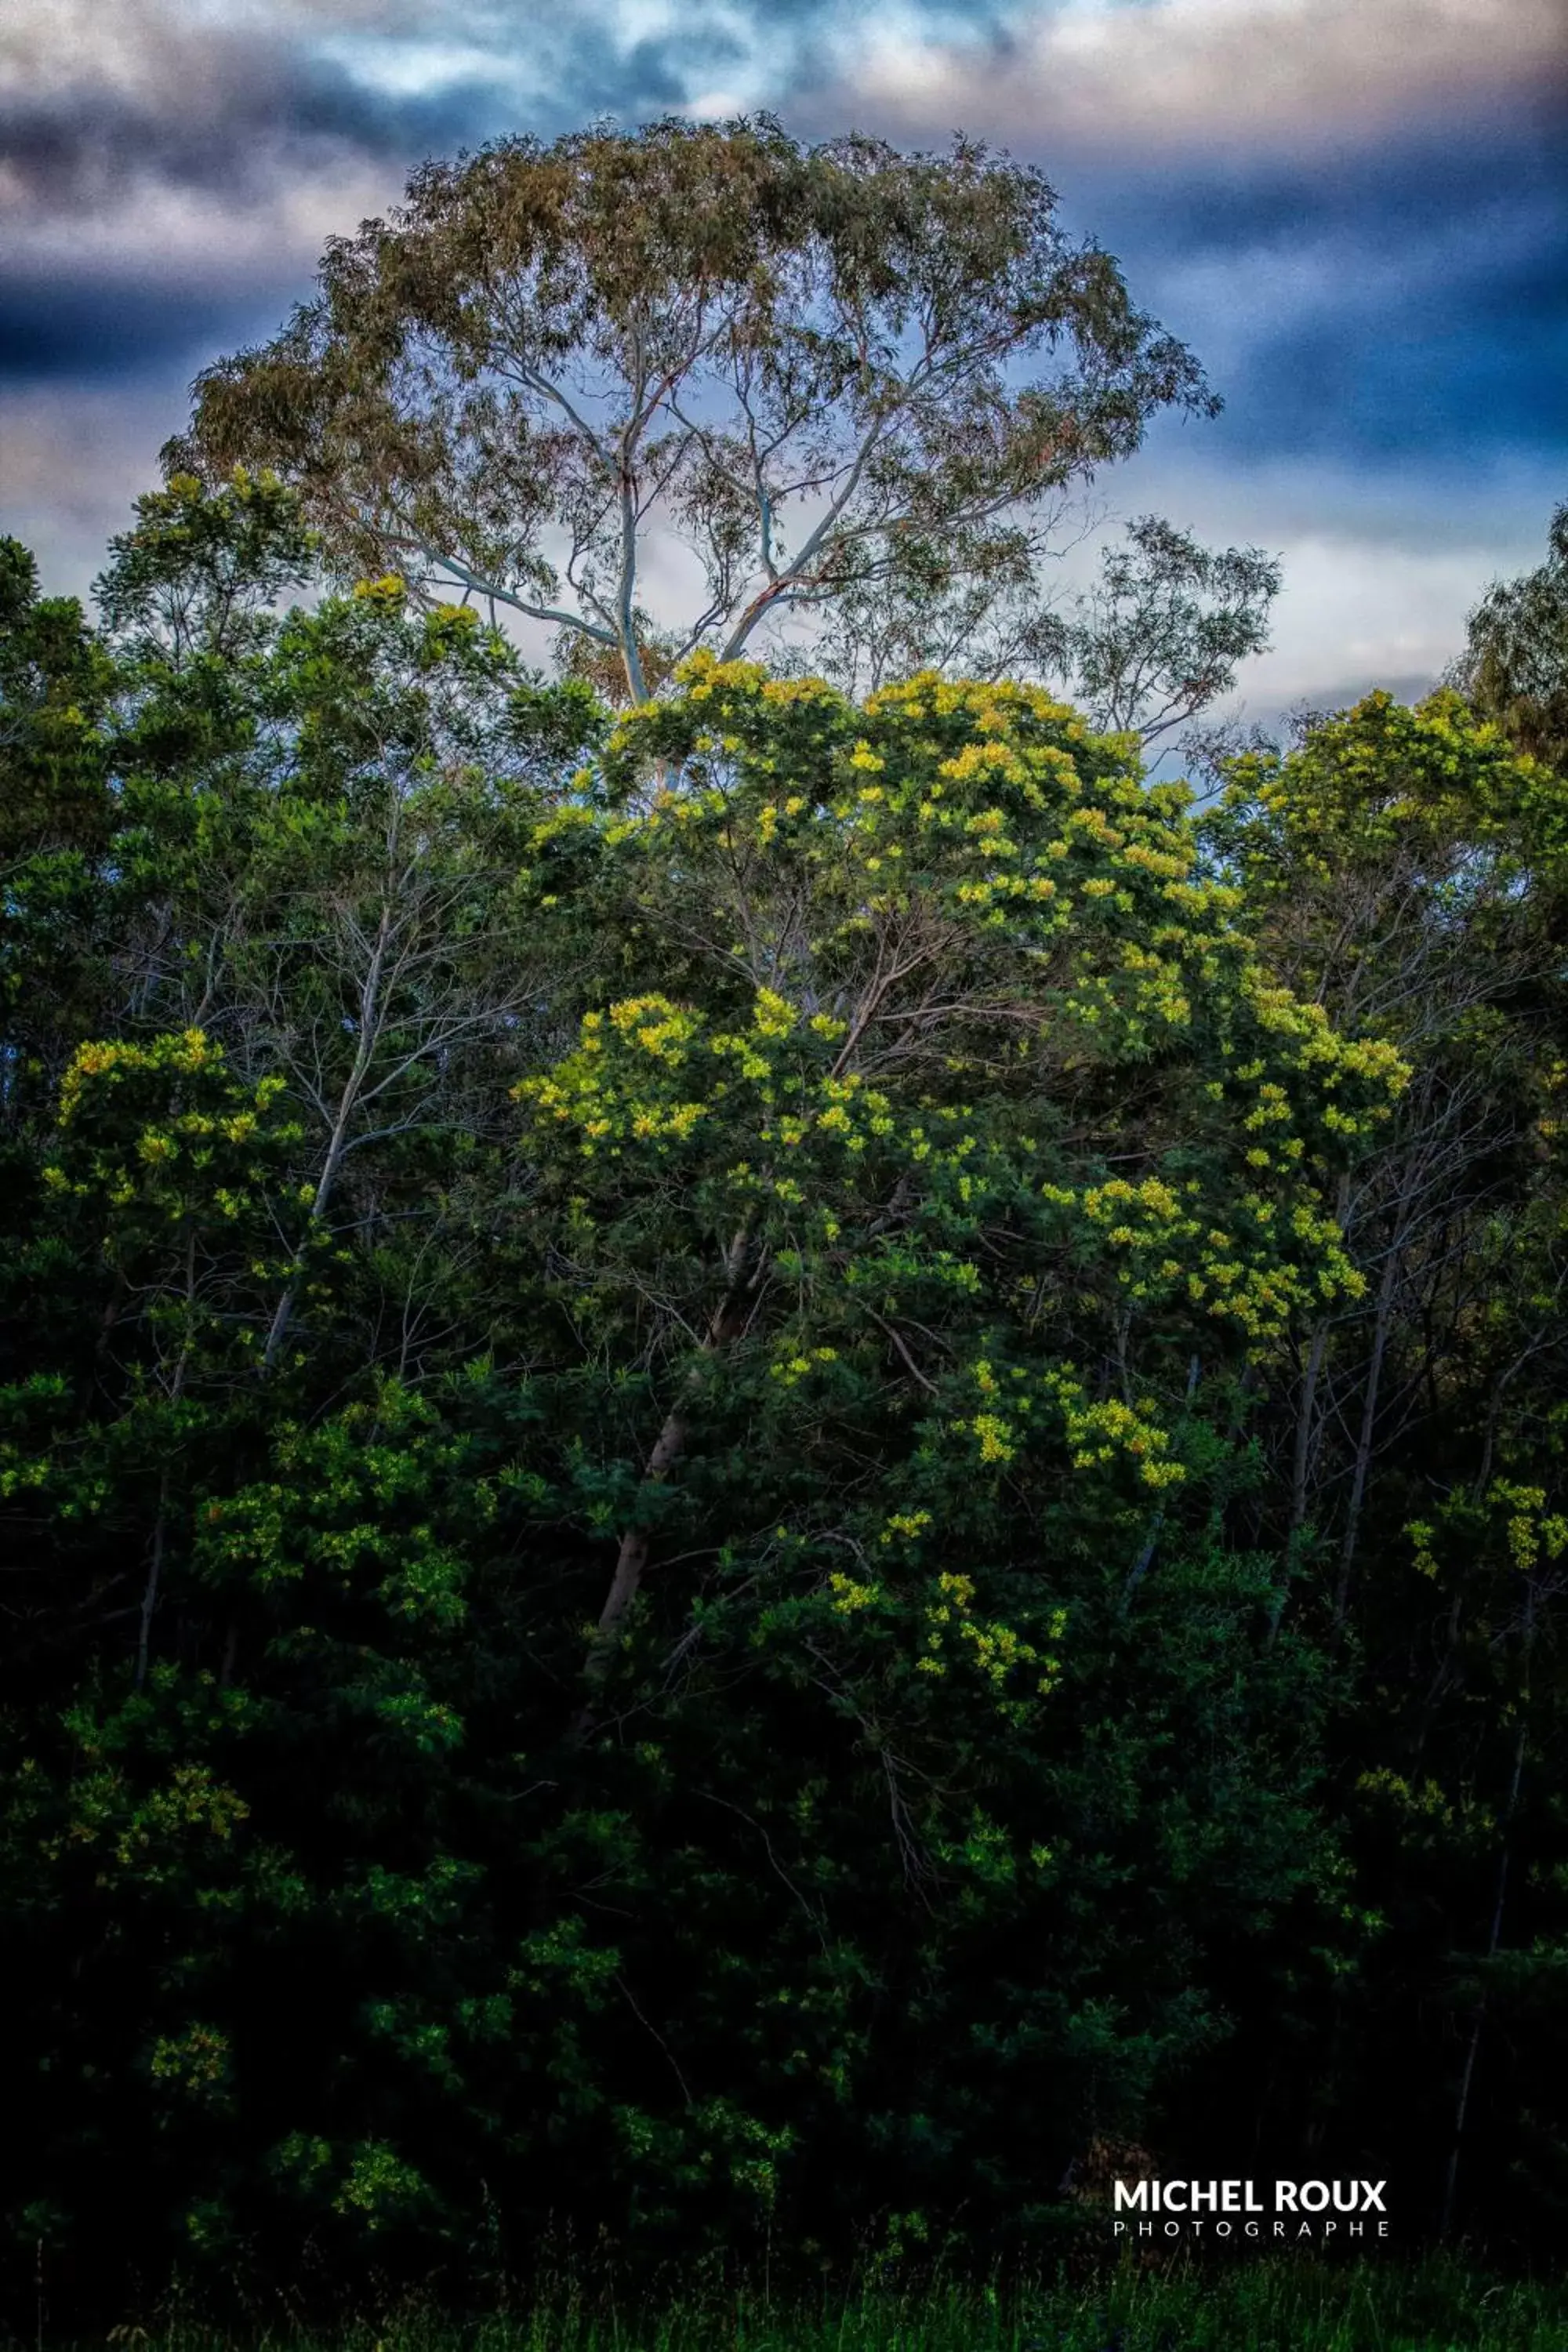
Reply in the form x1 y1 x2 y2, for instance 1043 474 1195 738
1454 501 1568 774
4 485 1568 2322
1022 515 1281 746
1198 679 1568 2244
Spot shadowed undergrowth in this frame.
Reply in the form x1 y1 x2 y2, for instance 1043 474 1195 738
49 2259 1568 2352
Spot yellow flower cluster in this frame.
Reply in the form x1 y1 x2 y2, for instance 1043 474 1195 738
829 1570 878 1614
521 993 714 1157
57 1028 218 1125
956 1358 1183 1490
916 1569 1067 1704
46 1037 300 1222
528 661 1413 1393
1408 1480 1568 1587
1043 1168 1364 1343
769 1345 839 1389
1042 1370 1186 1489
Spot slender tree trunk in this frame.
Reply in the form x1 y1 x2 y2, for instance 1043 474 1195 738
1270 1299 1334 1644
94 1271 129 1370
1440 1708 1529 2238
1290 1319 1330 1542
137 1231 196 1686
574 1226 757 1733
263 902 393 1371
582 1408 694 1684
261 1117 352 1371
615 463 649 706
1288 1167 1354 1552
1334 1221 1403 1629
136 1477 172 1691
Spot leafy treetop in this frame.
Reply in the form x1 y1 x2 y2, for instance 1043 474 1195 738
173 117 1215 705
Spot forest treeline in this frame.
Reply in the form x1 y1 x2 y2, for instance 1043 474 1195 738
3 117 1568 2322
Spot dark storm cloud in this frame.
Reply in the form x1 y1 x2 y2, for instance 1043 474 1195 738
0 0 1004 229
1048 123 1567 473
0 277 273 383
1063 120 1563 271
0 54 509 218
0 0 1019 401
810 0 1564 471
0 43 499 396
0 5 720 405
1221 264 1566 466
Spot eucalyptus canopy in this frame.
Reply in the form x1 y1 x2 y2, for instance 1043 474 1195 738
173 117 1217 703
1455 500 1568 774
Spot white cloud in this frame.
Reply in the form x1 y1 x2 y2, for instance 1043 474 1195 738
839 0 1563 158
1240 537 1483 706
0 0 414 94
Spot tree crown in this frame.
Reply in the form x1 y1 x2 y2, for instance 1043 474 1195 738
174 117 1216 704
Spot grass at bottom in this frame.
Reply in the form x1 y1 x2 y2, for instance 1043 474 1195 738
73 2259 1568 2352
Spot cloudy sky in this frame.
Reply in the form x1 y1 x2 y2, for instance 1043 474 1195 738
2 0 1563 721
